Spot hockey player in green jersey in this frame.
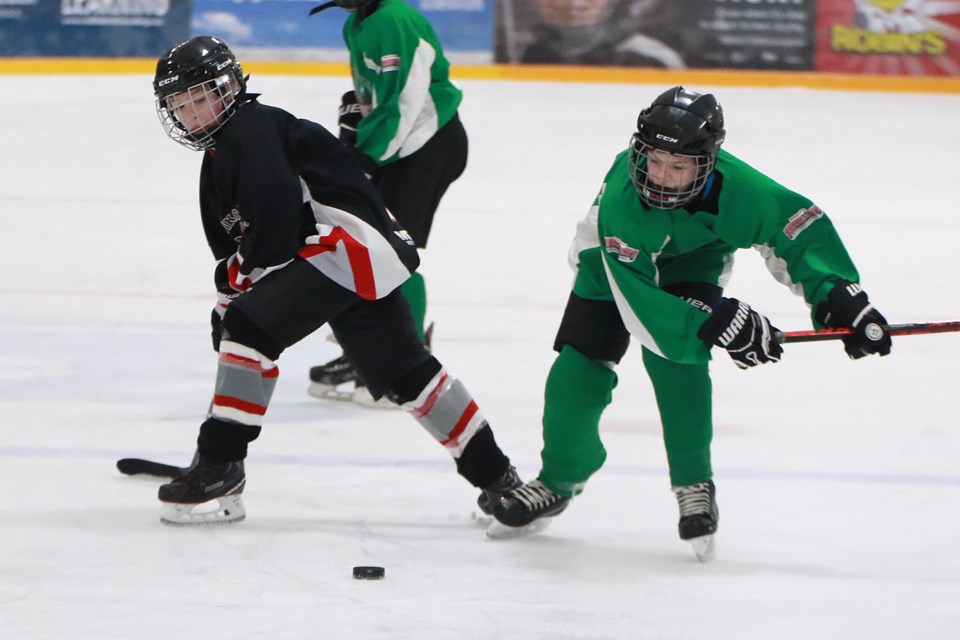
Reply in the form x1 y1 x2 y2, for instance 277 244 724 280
308 0 467 406
491 86 892 561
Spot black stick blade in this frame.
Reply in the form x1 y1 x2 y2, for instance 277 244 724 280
116 458 187 478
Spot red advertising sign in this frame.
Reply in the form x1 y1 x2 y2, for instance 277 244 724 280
816 0 960 75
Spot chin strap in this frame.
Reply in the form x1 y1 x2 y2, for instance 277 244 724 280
309 1 337 14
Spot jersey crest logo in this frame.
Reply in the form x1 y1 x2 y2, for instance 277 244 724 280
221 208 249 241
604 236 639 263
784 205 823 240
362 54 381 74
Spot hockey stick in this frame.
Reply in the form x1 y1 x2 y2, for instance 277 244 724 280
116 458 189 478
776 320 960 344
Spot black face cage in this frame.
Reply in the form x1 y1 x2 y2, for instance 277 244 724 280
627 134 715 210
155 75 240 151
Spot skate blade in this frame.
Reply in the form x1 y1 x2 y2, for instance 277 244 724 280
307 383 397 409
350 386 398 410
689 534 716 563
470 511 493 527
160 494 246 526
485 518 553 540
307 382 355 401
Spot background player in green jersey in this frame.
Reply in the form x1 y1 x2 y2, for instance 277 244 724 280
308 0 467 406
491 86 892 561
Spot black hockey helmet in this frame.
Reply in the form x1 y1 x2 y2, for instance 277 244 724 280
153 36 246 151
153 35 245 100
628 86 726 209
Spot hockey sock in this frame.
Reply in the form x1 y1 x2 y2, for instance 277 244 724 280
455 424 511 488
540 346 617 497
400 366 485 452
400 272 427 342
208 340 279 429
198 417 261 462
391 357 509 486
641 347 713 487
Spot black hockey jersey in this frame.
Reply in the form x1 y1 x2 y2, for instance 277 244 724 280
199 98 419 300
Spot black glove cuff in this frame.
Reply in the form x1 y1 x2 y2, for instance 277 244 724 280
214 258 232 294
697 297 735 345
815 279 877 329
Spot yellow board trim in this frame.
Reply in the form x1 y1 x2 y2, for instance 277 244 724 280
3 57 960 93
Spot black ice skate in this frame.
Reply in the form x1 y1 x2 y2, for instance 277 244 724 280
308 354 394 408
476 465 522 516
308 354 357 399
672 479 719 562
158 456 246 525
487 479 570 539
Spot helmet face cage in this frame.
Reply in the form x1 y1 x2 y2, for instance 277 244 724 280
628 133 715 210
628 86 724 209
153 36 245 151
156 75 240 151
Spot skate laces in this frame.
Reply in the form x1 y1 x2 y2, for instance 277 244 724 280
510 479 562 510
672 481 714 517
177 460 240 488
325 355 352 373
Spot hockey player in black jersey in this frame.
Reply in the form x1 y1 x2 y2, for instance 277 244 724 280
306 0 469 407
146 35 520 525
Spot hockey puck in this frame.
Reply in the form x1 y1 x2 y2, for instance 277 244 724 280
352 566 385 580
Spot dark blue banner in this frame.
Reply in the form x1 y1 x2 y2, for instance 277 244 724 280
0 0 192 57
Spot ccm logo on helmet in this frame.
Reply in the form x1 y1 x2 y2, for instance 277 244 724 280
158 75 179 87
655 133 679 144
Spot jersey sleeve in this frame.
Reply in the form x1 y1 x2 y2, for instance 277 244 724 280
715 156 860 324
600 250 713 364
351 13 434 164
212 115 304 290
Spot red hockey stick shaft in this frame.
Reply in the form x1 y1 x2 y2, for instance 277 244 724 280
776 321 960 343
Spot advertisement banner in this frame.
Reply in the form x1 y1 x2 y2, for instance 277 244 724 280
0 0 191 57
816 0 960 75
192 0 492 53
494 0 816 70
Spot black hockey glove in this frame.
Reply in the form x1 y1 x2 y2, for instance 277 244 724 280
338 91 379 176
338 90 362 146
214 257 233 294
815 279 891 359
211 309 224 352
698 298 783 370
212 259 240 353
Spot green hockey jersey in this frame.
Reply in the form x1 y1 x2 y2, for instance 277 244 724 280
343 0 462 165
570 148 861 364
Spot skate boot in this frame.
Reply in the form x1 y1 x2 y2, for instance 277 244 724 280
158 456 246 526
309 355 395 408
476 465 522 516
487 479 571 538
308 354 357 400
672 479 719 562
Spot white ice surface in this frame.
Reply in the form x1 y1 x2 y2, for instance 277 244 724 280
1 75 959 639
